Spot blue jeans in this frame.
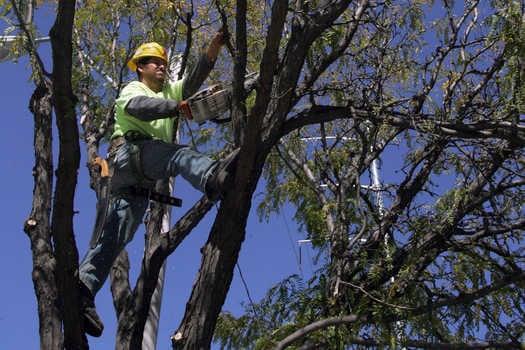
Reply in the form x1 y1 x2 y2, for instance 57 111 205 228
79 140 216 295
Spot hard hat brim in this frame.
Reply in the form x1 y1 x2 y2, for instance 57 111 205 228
127 54 168 72
127 42 168 72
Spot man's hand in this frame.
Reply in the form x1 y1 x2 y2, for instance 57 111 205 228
178 100 193 120
207 28 226 62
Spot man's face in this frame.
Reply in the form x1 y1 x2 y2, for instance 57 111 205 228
138 57 167 84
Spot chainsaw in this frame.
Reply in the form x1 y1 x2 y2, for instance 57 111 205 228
179 72 258 124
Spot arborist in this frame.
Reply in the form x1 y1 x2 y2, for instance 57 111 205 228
78 29 239 337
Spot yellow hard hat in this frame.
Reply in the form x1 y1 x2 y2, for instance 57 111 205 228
127 42 168 71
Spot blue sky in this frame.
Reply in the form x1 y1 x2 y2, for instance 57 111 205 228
0 36 415 350
0 2 320 348
0 38 317 349
1 2 505 349
0 4 323 348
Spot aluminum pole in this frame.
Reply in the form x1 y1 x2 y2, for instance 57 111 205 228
142 211 170 350
371 143 405 349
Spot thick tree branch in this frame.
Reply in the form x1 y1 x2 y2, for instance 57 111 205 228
115 195 213 349
280 105 525 146
263 0 356 150
172 156 266 348
165 196 214 251
49 0 85 348
246 0 288 146
232 0 248 145
12 1 63 348
25 78 63 350
113 187 212 349
110 250 132 318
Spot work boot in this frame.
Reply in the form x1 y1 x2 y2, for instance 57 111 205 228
205 148 240 201
79 283 104 337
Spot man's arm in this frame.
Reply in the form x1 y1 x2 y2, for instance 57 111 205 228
125 96 179 121
125 30 226 121
182 30 225 99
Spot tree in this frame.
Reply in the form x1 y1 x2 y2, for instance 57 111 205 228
4 0 524 349
215 0 525 348
2 0 86 348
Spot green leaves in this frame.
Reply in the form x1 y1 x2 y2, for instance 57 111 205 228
35 0 523 348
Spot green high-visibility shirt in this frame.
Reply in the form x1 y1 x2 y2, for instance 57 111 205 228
112 80 184 143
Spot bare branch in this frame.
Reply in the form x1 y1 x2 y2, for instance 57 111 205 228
232 0 248 144
414 271 524 313
274 314 363 350
110 250 132 317
164 195 214 252
280 105 525 146
246 0 289 145
339 280 415 311
8 0 48 79
274 270 523 350
452 218 525 244
300 0 370 94
178 9 193 80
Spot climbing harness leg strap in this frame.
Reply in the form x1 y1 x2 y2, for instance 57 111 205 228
128 186 182 207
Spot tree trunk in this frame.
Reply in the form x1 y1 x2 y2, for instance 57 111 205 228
172 164 263 349
25 79 63 350
114 191 214 349
49 0 86 348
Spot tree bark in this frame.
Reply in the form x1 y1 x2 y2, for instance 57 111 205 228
49 0 85 348
171 2 364 347
25 79 63 350
172 157 265 349
123 193 167 350
114 195 214 349
274 315 362 350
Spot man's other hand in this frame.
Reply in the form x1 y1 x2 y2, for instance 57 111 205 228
207 28 226 61
178 100 193 120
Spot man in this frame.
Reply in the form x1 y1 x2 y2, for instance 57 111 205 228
78 30 238 337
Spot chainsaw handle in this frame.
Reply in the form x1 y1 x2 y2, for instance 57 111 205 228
178 100 193 120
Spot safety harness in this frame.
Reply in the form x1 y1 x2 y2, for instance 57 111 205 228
93 132 183 207
89 133 181 248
